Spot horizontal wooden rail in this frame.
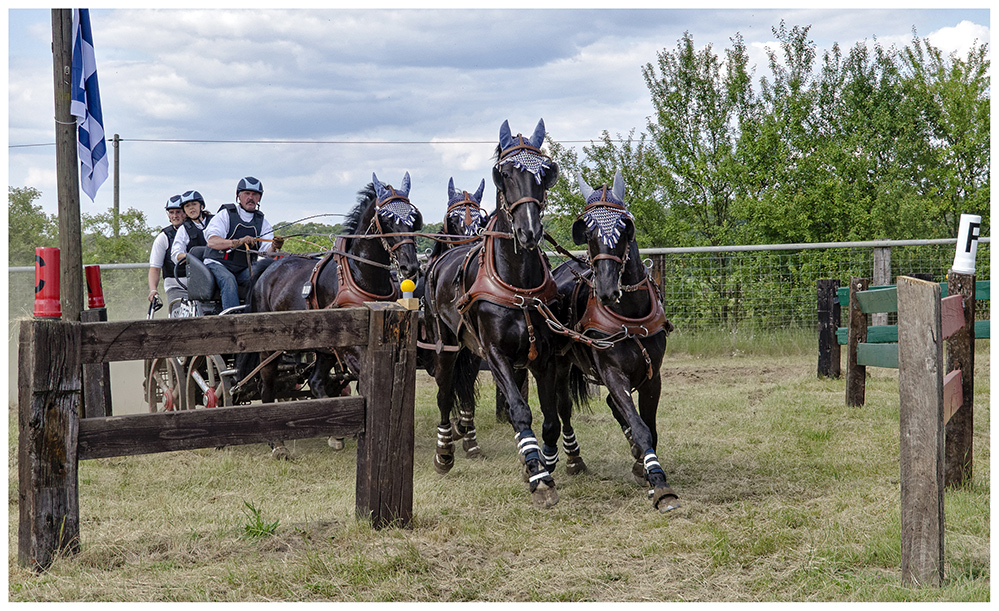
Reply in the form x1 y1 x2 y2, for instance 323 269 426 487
80 308 370 363
78 397 366 460
837 280 991 306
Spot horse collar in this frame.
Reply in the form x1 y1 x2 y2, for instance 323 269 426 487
577 278 668 339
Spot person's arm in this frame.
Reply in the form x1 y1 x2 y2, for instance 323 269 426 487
171 226 190 263
148 266 161 302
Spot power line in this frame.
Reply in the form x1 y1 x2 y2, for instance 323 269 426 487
10 137 627 149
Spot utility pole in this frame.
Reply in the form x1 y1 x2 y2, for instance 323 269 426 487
113 133 120 238
52 8 83 322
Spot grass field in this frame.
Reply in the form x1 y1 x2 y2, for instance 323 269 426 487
7 336 990 602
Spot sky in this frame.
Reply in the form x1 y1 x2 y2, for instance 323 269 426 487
6 5 991 236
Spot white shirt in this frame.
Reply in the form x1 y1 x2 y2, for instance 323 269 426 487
149 228 182 290
203 204 274 267
171 217 211 264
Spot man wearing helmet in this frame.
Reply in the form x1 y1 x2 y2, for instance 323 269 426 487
170 189 214 270
203 176 282 311
148 194 187 315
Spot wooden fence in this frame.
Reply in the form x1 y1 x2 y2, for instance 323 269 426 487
17 302 417 572
818 274 983 586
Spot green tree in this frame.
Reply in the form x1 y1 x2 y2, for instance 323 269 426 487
8 186 58 265
81 207 156 264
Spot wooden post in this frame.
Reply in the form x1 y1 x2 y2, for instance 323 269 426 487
944 271 976 487
80 308 113 418
355 303 416 528
52 9 84 323
872 247 891 326
817 279 841 378
18 318 82 571
845 277 869 406
897 276 945 587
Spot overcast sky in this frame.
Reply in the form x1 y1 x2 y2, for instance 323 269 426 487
6 6 991 235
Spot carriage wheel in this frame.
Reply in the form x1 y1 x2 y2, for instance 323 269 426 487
145 357 187 412
186 355 233 408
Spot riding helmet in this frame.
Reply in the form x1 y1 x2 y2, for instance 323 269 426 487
236 176 264 198
180 190 205 208
165 194 183 210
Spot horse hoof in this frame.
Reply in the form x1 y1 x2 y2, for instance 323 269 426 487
327 436 345 450
271 445 291 460
566 455 587 475
462 440 483 459
531 481 559 509
631 460 647 486
651 486 680 513
433 453 454 475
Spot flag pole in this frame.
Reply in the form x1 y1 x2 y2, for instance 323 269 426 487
52 8 84 322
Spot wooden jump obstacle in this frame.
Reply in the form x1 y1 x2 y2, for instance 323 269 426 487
819 275 982 586
17 303 417 572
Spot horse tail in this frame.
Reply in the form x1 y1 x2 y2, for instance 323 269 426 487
568 364 593 414
452 349 481 420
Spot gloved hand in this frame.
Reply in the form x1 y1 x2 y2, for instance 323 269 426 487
272 236 285 250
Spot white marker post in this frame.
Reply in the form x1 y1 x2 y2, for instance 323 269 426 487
951 213 981 274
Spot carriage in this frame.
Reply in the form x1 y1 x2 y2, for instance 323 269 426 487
142 246 332 412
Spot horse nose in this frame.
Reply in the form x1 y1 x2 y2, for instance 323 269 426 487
515 225 541 251
598 287 621 307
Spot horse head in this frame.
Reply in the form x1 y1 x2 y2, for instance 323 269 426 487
445 177 488 237
572 169 635 306
492 118 559 250
370 171 423 280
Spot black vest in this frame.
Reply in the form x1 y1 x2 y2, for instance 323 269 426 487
205 204 264 273
182 212 213 250
160 225 178 279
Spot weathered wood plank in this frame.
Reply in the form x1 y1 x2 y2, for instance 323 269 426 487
356 302 416 529
942 370 963 425
836 325 897 345
856 286 898 314
80 308 370 363
857 343 899 369
975 280 989 301
974 320 989 339
817 279 841 378
897 276 945 587
939 295 965 340
846 277 870 406
945 271 976 488
18 319 82 571
78 397 366 460
80 308 112 417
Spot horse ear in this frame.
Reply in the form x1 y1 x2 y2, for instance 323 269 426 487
372 173 386 201
400 172 411 197
474 179 485 203
612 169 626 203
499 120 514 150
448 177 456 200
576 171 593 201
530 118 546 149
571 218 589 246
543 160 559 190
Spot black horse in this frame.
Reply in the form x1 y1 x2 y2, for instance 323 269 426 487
416 177 489 454
422 119 563 508
237 172 423 457
550 170 679 512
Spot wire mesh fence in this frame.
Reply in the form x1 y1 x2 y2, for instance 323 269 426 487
8 239 990 336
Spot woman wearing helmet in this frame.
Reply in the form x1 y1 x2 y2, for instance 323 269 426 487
203 176 279 311
170 189 214 271
148 194 187 315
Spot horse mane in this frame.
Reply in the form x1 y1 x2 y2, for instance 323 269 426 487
341 183 377 235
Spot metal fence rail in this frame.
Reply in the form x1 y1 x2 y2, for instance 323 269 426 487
9 238 990 334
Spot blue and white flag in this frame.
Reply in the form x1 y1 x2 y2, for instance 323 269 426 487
70 9 108 201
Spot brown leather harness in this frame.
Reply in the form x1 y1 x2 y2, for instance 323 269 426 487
304 186 412 310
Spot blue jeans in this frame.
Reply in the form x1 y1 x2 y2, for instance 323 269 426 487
207 263 250 311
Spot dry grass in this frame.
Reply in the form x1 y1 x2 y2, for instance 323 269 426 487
8 341 990 601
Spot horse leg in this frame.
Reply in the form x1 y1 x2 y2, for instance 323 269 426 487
259 358 291 460
636 372 677 512
535 364 569 476
560 364 588 475
432 350 458 474
450 350 484 459
601 368 678 513
486 351 558 508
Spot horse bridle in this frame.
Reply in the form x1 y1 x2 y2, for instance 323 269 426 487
367 186 418 271
496 140 552 217
578 187 632 291
446 191 486 236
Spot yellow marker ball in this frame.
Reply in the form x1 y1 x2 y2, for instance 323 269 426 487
400 279 416 294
